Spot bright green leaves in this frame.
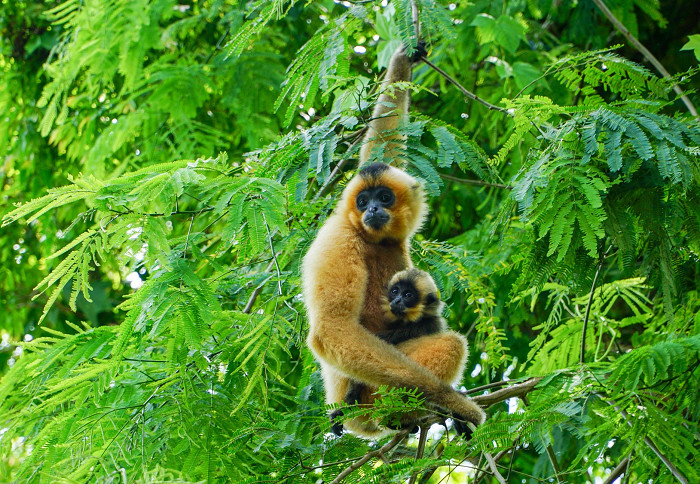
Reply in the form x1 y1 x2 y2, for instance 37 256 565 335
392 0 454 56
553 50 669 102
274 15 359 126
470 13 527 54
608 334 700 395
517 156 608 261
216 176 288 256
680 34 700 61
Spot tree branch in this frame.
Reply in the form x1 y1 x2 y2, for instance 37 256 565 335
329 430 408 484
603 456 630 484
591 0 698 119
421 57 510 115
470 378 542 408
408 425 429 484
439 173 512 191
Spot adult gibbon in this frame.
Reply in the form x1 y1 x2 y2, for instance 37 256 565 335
303 45 485 437
330 269 447 436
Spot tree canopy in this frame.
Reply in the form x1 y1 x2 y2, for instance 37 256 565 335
1 1 699 482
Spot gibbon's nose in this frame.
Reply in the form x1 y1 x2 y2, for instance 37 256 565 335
390 298 405 316
368 205 378 214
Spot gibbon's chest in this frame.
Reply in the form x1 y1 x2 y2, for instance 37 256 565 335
360 243 410 333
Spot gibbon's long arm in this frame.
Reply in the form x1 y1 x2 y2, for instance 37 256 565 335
359 44 424 164
304 222 485 426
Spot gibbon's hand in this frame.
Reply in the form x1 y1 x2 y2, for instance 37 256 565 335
406 40 428 63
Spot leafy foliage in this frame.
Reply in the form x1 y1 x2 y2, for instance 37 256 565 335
1 0 699 483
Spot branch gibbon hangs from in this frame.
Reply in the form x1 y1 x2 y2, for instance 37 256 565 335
303 44 485 437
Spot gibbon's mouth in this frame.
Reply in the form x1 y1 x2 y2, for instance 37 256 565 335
390 306 406 317
363 212 390 230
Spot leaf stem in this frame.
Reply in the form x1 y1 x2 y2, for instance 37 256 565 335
439 173 512 190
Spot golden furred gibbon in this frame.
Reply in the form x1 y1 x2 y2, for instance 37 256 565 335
302 44 485 437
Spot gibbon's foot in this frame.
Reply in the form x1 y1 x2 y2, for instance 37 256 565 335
407 40 428 63
385 419 420 435
452 412 481 439
329 409 344 437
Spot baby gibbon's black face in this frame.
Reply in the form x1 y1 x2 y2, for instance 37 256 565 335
355 186 396 230
387 279 420 317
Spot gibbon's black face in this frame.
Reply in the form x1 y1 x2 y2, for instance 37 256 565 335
356 186 396 230
387 279 420 317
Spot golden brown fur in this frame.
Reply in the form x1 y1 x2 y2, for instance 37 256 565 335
303 45 485 438
358 45 415 164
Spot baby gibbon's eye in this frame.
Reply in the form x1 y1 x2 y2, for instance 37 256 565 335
390 287 399 296
356 194 369 210
403 292 413 299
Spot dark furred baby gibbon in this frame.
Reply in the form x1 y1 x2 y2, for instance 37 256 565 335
330 269 446 436
303 44 485 438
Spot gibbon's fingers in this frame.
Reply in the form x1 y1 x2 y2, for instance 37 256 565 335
407 40 428 63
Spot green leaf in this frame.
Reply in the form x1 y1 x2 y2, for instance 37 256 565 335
680 34 700 61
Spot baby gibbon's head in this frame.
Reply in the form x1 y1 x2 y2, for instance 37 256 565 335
340 163 426 243
381 268 442 323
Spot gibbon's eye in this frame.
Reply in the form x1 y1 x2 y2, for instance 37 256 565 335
356 194 369 211
403 291 413 299
378 188 395 206
390 287 399 296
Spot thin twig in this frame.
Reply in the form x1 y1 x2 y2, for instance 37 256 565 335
408 425 429 484
603 456 630 484
242 259 276 314
439 173 512 190
411 0 420 40
484 451 508 484
314 129 367 201
421 57 510 114
467 425 506 484
329 430 409 484
580 245 611 364
473 449 510 484
592 0 698 118
545 445 562 483
606 400 689 484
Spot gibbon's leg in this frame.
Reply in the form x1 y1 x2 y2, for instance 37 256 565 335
359 44 425 164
